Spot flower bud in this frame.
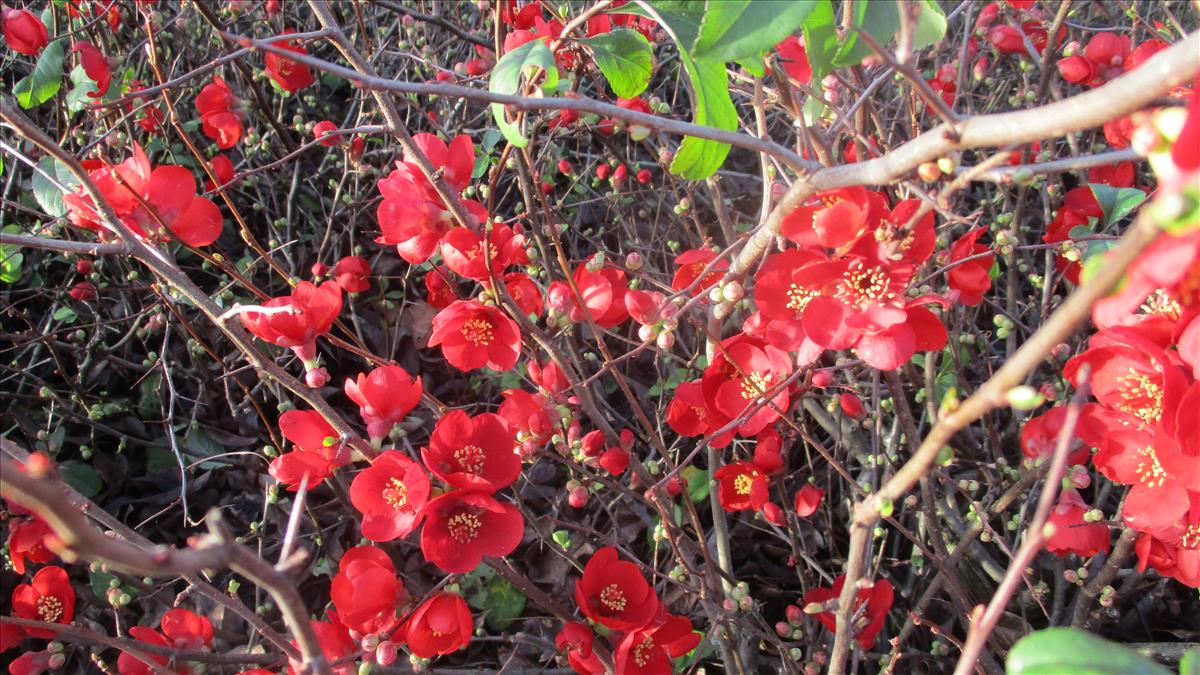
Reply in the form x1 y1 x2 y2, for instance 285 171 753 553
624 251 643 271
568 485 589 508
656 331 676 350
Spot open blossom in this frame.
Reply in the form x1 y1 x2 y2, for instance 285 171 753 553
118 626 175 675
7 516 58 574
376 133 486 264
701 335 793 446
422 410 520 491
331 546 408 637
428 300 521 372
498 388 555 448
563 264 630 328
498 271 544 318
671 248 727 297
241 280 343 387
803 575 894 650
268 409 351 489
713 461 769 512
397 592 473 658
350 450 430 541
614 613 701 675
73 42 110 97
556 621 604 674
420 491 523 573
575 546 659 631
288 621 356 675
264 29 315 91
1095 427 1197 535
11 566 75 638
793 484 825 518
665 380 711 437
440 223 528 281
344 365 422 442
1063 328 1187 430
63 144 224 247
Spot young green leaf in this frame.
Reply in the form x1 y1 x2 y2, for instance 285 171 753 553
1089 183 1147 228
32 155 81 218
911 0 948 52
669 56 737 180
1007 628 1172 675
488 39 559 147
690 0 816 65
583 28 654 98
833 1 900 67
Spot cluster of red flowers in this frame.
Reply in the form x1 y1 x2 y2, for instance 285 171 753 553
796 575 895 651
196 76 243 149
558 547 700 674
64 144 224 248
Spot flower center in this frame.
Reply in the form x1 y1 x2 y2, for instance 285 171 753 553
786 283 818 312
461 318 493 346
632 635 655 667
37 596 63 623
1134 445 1169 489
1181 524 1200 550
599 584 627 613
733 472 755 495
447 512 482 543
454 444 486 474
740 372 773 400
1115 368 1163 425
836 260 894 309
382 477 408 509
1140 289 1181 320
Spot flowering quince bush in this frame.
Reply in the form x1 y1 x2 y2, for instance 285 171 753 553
1 1 1199 675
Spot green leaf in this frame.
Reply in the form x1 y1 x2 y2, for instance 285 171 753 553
833 1 900 67
552 529 572 550
691 1 816 65
489 39 558 147
65 64 98 114
1089 184 1147 228
801 0 838 87
13 38 66 109
32 155 81 218
683 465 710 503
89 570 118 598
1007 628 1172 675
583 28 654 98
0 226 23 284
60 461 103 498
911 0 948 52
669 56 737 180
477 577 526 631
52 306 77 323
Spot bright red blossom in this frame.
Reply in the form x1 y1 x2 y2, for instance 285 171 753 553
7 516 58 574
332 256 371 293
268 409 351 489
265 29 315 91
11 566 75 639
2 7 48 56
344 365 422 442
713 461 769 512
331 546 408 636
574 546 659 631
397 592 473 658
420 491 523 573
350 450 430 541
614 613 701 675
422 410 520 491
803 575 894 649
428 300 522 372
947 228 994 306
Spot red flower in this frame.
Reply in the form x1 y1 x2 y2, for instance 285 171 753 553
440 223 528 281
852 198 936 267
1045 489 1111 558
1020 404 1112 466
397 592 473 658
11 566 75 638
803 575 894 650
332 256 371 293
240 279 342 351
118 626 173 675
63 144 224 247
498 271 544 318
528 358 570 398
566 264 630 328
1063 328 1188 429
313 120 339 146
424 266 458 308
1172 68 1200 172
1095 428 1197 535
376 133 485 264
196 76 243 149
574 546 659 631
774 35 811 85
205 153 235 191
428 300 522 372
598 446 630 475
499 388 555 449
350 450 430 541
422 410 520 491
701 335 793 445
73 42 110 97
268 409 351 489
670 248 727 297
420 491 523 573
714 461 769 512
288 621 356 675
753 249 831 354
1135 532 1200 588
556 621 604 674
947 228 994 306
1087 161 1136 188
665 380 711 437
2 7 48 56
793 484 824 517
753 426 784 474
1057 55 1097 84
331 546 408 636
345 365 422 443
613 613 701 675
265 29 315 92
1092 230 1200 329
780 187 888 251
7 516 58 574
8 650 55 675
